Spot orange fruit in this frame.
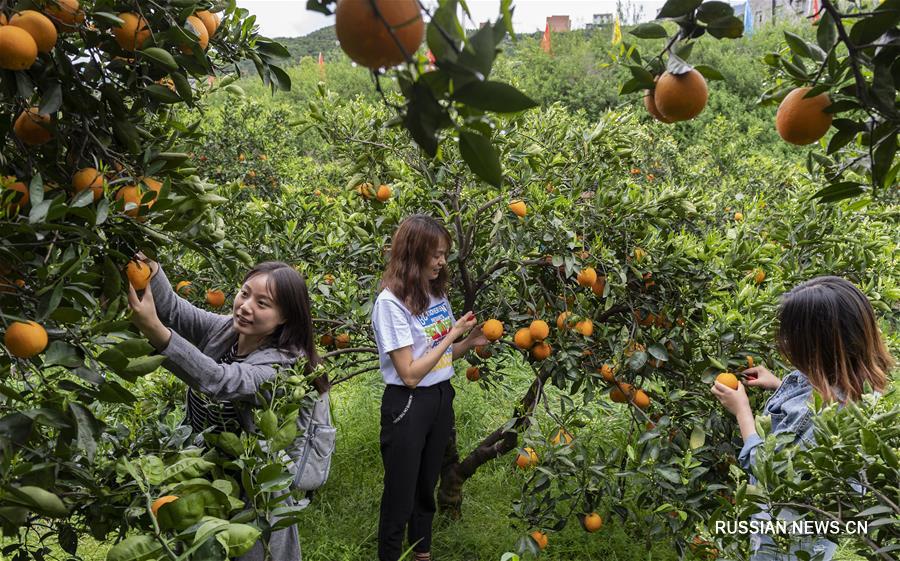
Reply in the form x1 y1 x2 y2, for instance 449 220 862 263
632 389 650 410
653 69 708 122
175 280 192 295
746 355 755 368
644 89 674 123
610 383 633 403
575 319 593 337
181 15 209 54
577 267 597 287
355 182 373 199
150 495 178 517
125 260 151 290
551 428 573 446
115 185 142 217
513 328 533 350
583 512 603 532
335 0 424 69
508 199 526 217
482 319 503 342
4 181 29 213
776 87 832 145
375 184 391 202
4 321 48 358
556 311 574 330
599 364 615 382
13 107 52 145
206 289 225 308
9 10 57 53
0 24 38 69
530 530 548 550
715 372 739 390
753 268 765 284
140 177 163 207
531 341 551 361
515 447 538 469
0 13 6 25
44 0 84 31
734 212 743 222
113 12 150 51
194 10 219 38
319 333 334 347
72 167 104 201
465 366 480 382
591 275 606 297
528 319 549 341
335 333 350 348
475 345 491 359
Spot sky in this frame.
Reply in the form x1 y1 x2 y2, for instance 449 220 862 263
235 1 669 38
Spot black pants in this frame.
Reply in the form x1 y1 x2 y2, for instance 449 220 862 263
378 381 455 561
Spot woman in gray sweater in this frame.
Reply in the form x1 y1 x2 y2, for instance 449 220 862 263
128 257 319 560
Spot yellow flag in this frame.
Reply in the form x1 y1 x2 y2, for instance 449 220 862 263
612 16 622 45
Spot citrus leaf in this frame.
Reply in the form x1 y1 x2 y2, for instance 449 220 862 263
459 130 502 187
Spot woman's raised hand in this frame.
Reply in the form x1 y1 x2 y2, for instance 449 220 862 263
452 311 478 337
133 252 159 275
742 366 781 390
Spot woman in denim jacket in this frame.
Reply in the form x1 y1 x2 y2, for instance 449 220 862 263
712 276 893 561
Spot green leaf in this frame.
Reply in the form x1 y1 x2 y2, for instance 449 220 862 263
69 402 100 462
452 81 537 113
268 420 298 453
784 31 813 59
694 64 724 80
163 458 215 483
114 338 155 358
459 130 502 187
629 23 668 39
816 11 837 50
849 6 900 45
145 84 181 104
140 47 178 71
657 0 704 18
707 16 744 39
123 355 167 377
217 524 261 557
872 133 897 189
105 536 162 561
257 410 278 439
427 1 464 61
697 1 734 23
689 425 706 449
270 65 292 92
811 181 865 203
5 486 68 518
44 341 82 368
256 38 291 59
155 493 206 531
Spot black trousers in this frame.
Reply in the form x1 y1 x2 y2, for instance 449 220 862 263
378 381 455 561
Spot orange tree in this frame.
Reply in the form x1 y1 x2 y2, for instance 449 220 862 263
0 1 326 557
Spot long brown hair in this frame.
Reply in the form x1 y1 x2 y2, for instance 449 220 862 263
776 276 893 402
381 214 452 316
242 262 320 372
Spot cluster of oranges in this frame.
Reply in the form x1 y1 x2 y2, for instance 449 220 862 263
355 183 392 203
320 332 351 350
0 0 82 71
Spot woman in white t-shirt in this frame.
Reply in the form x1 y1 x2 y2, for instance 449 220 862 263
371 214 489 561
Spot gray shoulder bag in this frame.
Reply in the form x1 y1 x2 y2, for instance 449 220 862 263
287 391 336 491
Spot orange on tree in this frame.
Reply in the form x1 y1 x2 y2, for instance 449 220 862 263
599 363 615 382
513 328 533 350
319 333 334 347
515 447 538 469
582 512 603 533
653 69 708 122
9 10 57 53
206 289 226 308
194 10 220 38
474 345 491 359
125 260 151 290
465 366 480 382
4 321 49 358
140 177 163 207
72 167 104 201
632 389 650 410
335 0 424 69
746 355 755 368
181 15 209 54
375 184 392 202
14 108 52 145
556 311 574 330
530 530 548 550
508 199 526 217
775 87 833 145
591 275 606 296
551 428 573 446
644 89 674 123
734 212 743 222
610 383 633 403
528 319 549 341
175 280 192 295
715 372 739 390
113 12 150 51
531 341 551 361
43 0 84 31
575 319 593 337
753 268 766 284
576 267 597 287
624 340 645 358
115 185 142 217
0 25 38 70
355 182 374 199
335 333 350 348
4 180 30 213
150 495 178 517
482 319 503 342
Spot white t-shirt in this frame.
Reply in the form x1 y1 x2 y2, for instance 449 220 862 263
371 288 456 387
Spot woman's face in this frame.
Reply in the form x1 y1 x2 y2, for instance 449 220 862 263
233 273 285 339
425 238 448 280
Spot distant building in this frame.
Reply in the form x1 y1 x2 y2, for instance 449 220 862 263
740 0 814 27
585 13 613 29
546 15 571 32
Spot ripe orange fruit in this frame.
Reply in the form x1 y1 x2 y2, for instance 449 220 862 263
746 355 755 368
530 530 548 550
72 167 104 201
375 184 391 202
515 447 538 469
632 389 650 410
592 275 606 297
528 319 549 341
113 12 150 51
10 10 57 53
335 333 350 348
577 267 597 287
475 345 491 359
610 383 633 403
653 69 708 122
715 372 739 390
355 182 374 199
508 199 526 218
644 89 674 123
776 87 832 145
335 0 424 69
734 212 743 222
4 321 49 358
125 260 151 290
181 15 209 54
44 0 84 31
0 25 38 70
575 319 593 337
551 428 573 446
175 280 192 295
465 366 480 382
14 107 52 145
0 13 6 25
599 364 615 382
194 10 220 38
320 333 334 347
583 512 603 532
753 268 765 284
140 177 163 207
150 495 178 517
556 311 574 330
206 289 225 308
513 328 533 350
115 185 142 217
4 181 29 213
482 319 503 342
531 341 551 361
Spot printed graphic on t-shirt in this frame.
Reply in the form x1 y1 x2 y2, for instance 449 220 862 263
417 301 453 372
